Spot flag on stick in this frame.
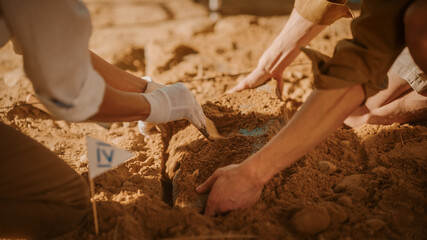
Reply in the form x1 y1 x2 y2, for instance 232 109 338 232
87 136 134 179
86 136 134 235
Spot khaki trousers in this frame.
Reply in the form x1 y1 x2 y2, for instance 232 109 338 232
0 122 90 239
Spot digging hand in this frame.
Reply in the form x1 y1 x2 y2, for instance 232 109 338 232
142 82 207 130
196 163 264 217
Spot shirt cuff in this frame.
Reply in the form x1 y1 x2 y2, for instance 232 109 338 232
301 46 387 99
36 67 106 122
294 0 353 25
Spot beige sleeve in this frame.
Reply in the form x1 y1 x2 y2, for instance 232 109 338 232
301 0 413 98
294 0 353 25
1 0 106 122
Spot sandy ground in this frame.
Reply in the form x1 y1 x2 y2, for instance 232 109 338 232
0 0 426 239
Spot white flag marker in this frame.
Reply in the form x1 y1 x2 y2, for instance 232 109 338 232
87 136 134 179
86 136 134 235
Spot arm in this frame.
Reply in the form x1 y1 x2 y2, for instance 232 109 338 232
90 51 148 93
197 84 365 216
2 0 205 126
229 0 351 93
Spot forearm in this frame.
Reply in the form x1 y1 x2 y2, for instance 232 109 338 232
89 84 150 122
243 84 365 184
258 9 326 75
90 51 147 93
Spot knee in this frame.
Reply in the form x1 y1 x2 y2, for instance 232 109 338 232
404 0 427 54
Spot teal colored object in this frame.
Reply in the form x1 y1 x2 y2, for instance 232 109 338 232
239 126 269 137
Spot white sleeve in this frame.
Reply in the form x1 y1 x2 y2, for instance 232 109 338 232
1 0 105 122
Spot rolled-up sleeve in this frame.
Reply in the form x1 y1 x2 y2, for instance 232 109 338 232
1 0 105 122
294 0 352 25
301 0 413 98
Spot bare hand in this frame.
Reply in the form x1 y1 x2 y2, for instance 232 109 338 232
196 164 264 216
227 68 283 94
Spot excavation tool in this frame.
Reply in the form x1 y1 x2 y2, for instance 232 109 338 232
197 117 221 141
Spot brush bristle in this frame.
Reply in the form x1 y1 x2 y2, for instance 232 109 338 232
205 117 221 139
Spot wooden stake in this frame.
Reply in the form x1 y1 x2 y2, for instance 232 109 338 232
89 178 99 236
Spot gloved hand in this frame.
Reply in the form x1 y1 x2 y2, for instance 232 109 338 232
138 77 165 137
142 82 206 129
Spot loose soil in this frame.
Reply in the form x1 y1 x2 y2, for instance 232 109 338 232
0 0 426 239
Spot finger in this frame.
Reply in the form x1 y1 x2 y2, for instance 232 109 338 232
204 196 217 217
276 77 284 99
227 81 247 94
196 172 218 193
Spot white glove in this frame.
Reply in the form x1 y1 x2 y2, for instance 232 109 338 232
138 77 165 137
143 82 206 129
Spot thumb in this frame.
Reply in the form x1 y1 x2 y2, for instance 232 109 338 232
273 73 284 99
196 172 219 193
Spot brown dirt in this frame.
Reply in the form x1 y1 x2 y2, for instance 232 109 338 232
0 0 426 239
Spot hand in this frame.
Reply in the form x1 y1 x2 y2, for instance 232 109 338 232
227 67 283 94
138 77 165 137
143 82 206 129
196 163 264 216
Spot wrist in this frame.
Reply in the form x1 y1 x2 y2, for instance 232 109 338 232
240 154 274 187
142 90 169 123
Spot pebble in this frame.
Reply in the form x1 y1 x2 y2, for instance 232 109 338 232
365 218 385 232
334 174 364 192
292 205 331 234
324 202 348 224
318 161 337 174
337 196 353 208
350 186 368 201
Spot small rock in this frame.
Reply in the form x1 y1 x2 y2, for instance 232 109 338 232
323 202 348 224
350 186 368 201
318 161 337 174
365 218 385 232
334 174 364 192
292 205 331 235
337 196 353 208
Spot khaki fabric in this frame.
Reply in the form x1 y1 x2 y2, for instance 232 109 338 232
295 0 353 25
300 0 415 98
391 48 427 94
0 122 90 239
